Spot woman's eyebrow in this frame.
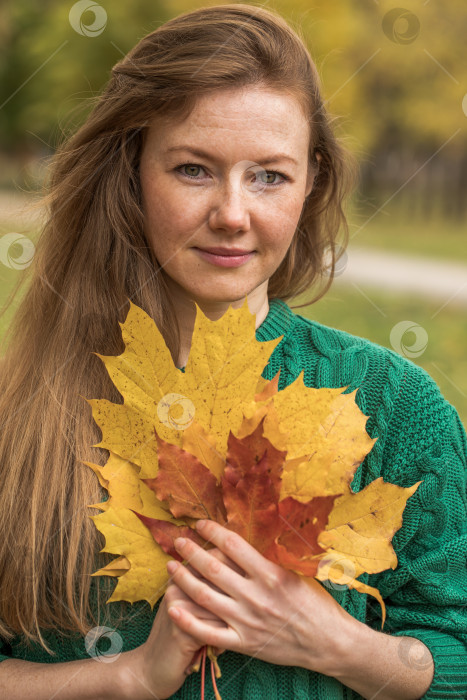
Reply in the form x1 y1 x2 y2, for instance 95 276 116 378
164 145 298 166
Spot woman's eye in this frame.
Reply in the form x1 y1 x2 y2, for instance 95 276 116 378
176 163 288 186
177 163 206 179
255 170 285 185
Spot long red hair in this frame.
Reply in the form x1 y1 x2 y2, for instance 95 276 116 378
0 3 357 650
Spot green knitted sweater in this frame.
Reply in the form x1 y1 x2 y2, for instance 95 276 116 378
1 298 466 699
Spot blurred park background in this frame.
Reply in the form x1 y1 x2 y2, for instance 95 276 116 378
0 0 466 425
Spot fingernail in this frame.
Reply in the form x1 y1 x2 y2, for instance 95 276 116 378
169 606 180 619
167 560 179 573
174 537 186 548
196 520 207 530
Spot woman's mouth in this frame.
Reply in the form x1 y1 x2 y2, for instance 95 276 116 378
193 248 255 267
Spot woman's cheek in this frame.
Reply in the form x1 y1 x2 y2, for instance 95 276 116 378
266 200 302 232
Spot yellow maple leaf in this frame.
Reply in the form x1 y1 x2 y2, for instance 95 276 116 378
84 298 282 479
318 477 421 574
241 381 377 500
84 298 420 626
83 451 188 601
90 506 171 606
180 419 225 482
84 451 178 517
92 555 131 577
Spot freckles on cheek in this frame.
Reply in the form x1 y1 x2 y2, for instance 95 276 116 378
144 185 204 227
281 206 305 234
143 197 174 232
267 193 302 222
171 207 209 237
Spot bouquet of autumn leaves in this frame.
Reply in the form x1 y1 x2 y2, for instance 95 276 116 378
82 298 420 695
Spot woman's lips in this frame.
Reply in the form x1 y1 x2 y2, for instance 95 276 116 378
194 248 255 267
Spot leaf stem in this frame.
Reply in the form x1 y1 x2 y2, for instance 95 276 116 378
210 654 223 700
201 646 206 700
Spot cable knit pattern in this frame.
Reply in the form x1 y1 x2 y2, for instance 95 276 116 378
1 298 466 699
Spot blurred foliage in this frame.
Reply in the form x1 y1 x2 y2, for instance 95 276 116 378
1 0 466 156
0 0 171 152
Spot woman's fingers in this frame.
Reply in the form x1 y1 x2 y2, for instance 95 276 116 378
168 604 234 649
209 546 246 576
184 559 229 596
171 535 249 602
167 555 235 620
194 519 273 578
166 581 229 624
181 545 245 595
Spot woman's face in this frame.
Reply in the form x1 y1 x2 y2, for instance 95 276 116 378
139 85 316 308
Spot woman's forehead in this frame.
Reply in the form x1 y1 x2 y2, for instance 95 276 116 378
143 87 311 150
146 84 308 125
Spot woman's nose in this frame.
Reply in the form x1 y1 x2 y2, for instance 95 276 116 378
208 187 250 232
208 162 263 232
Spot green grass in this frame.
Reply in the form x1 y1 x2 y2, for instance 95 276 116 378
293 283 467 429
347 209 467 262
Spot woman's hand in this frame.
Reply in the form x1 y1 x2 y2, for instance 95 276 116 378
166 519 356 677
118 557 228 700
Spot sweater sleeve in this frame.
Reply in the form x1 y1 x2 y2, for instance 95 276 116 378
367 367 467 700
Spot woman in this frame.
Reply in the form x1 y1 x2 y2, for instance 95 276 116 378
0 4 465 699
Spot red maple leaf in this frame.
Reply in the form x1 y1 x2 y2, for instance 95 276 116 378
133 416 335 575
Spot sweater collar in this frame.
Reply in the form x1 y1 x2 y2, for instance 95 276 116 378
255 298 295 342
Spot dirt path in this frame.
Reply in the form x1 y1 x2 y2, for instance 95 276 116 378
332 246 467 306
